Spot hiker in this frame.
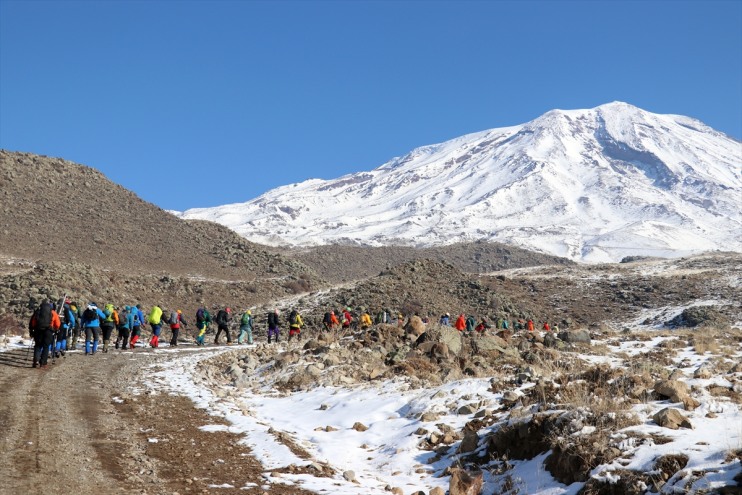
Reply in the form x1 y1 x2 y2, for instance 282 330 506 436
195 306 211 346
116 305 131 349
82 302 106 355
28 300 61 368
100 303 118 353
542 321 551 332
475 318 491 333
267 309 280 343
439 313 450 326
465 315 476 333
526 319 535 332
341 307 352 330
287 309 303 341
130 304 144 348
502 318 509 330
238 310 254 345
553 323 559 333
56 299 75 357
168 309 187 346
322 311 334 331
68 301 81 350
360 311 372 330
454 314 466 331
214 307 232 344
148 304 164 348
374 309 385 325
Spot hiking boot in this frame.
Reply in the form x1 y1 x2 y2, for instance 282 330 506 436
32 362 38 368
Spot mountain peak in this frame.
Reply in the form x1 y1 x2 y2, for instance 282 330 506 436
179 104 742 262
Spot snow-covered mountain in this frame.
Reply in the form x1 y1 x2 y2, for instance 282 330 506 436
179 102 742 262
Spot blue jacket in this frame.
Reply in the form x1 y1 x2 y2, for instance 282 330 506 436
83 307 107 329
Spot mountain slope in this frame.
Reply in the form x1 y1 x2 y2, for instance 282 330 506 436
180 102 742 262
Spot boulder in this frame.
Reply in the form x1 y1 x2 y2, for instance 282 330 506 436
405 316 426 337
653 407 693 430
449 468 484 495
654 380 690 403
558 329 591 344
458 430 479 454
693 365 713 379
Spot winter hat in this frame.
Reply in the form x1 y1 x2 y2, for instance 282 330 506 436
177 309 182 314
246 310 251 315
226 308 231 313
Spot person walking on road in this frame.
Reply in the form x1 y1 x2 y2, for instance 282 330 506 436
214 307 232 345
28 300 61 368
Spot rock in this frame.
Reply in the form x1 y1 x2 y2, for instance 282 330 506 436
458 430 479 453
653 407 693 430
558 329 591 343
390 487 404 495
474 335 509 352
421 412 442 422
352 422 369 432
430 488 445 495
449 468 484 495
342 470 357 482
405 316 426 337
654 380 690 403
369 367 385 380
694 365 712 379
457 404 478 415
439 327 463 356
430 342 450 359
502 391 522 404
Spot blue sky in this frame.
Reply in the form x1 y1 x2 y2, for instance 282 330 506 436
1 0 740 211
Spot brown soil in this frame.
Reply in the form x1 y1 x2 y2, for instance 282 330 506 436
0 346 315 495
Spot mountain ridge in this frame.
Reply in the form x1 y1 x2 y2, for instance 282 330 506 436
179 102 742 262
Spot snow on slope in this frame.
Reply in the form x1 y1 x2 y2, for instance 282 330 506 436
179 102 742 262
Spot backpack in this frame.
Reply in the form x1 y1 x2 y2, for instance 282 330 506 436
169 312 178 325
37 302 52 329
196 308 205 323
104 303 115 322
83 307 98 324
148 306 162 325
118 308 129 327
289 311 298 326
241 312 250 326
132 311 140 325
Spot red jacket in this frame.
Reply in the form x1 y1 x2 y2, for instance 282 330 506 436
454 315 466 331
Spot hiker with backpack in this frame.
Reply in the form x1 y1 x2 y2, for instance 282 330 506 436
28 300 61 368
214 307 232 345
238 309 254 345
67 301 81 351
55 299 75 357
115 305 132 349
287 309 304 341
360 311 372 330
82 303 106 355
267 309 280 343
465 315 476 333
168 309 187 346
454 314 466 331
99 303 118 353
148 305 164 348
195 307 211 346
129 304 144 348
322 311 333 331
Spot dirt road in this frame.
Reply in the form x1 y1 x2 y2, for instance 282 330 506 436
0 345 316 495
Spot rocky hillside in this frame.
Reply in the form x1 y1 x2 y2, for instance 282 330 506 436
0 150 314 280
280 241 572 283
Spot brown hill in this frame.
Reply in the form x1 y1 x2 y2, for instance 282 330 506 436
0 150 313 280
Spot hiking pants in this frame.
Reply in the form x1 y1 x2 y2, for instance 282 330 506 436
33 328 53 365
170 327 179 346
117 327 130 349
101 324 115 351
238 326 253 345
215 324 231 344
196 323 206 345
130 325 141 347
150 324 162 348
267 325 279 343
69 326 80 350
84 327 100 354
288 327 301 341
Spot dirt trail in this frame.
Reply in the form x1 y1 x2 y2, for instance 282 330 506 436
0 345 316 495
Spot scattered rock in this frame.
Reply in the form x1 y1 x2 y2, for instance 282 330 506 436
653 407 693 430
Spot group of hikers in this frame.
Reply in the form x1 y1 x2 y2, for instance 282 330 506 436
27 297 555 369
26 297 308 368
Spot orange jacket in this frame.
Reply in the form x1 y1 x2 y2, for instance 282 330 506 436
454 315 466 331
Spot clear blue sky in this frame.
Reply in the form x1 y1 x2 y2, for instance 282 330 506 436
1 0 740 211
